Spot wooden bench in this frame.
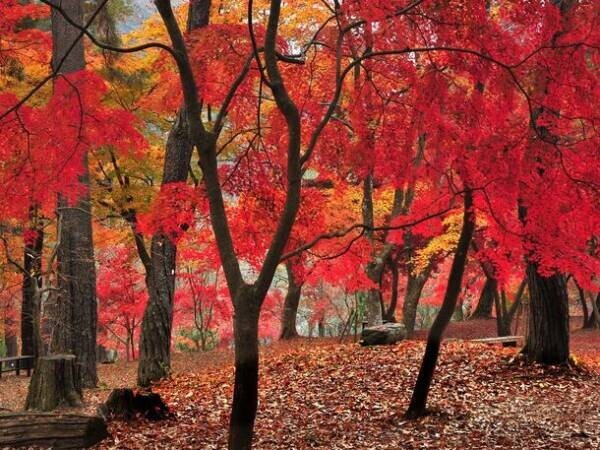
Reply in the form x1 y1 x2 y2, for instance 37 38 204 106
0 356 34 378
471 336 524 347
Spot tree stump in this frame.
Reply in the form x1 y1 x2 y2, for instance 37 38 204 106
100 388 169 421
360 322 407 346
25 354 82 411
0 412 107 448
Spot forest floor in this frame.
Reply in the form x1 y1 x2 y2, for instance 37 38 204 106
1 320 600 449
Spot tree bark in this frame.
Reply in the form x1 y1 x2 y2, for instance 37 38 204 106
22 212 43 357
0 412 107 449
362 174 383 325
383 261 400 323
584 292 600 329
136 0 210 388
228 285 260 450
4 298 18 357
523 267 569 364
518 0 573 366
49 0 98 389
25 354 82 411
402 268 430 337
470 276 495 319
406 189 474 419
279 262 302 340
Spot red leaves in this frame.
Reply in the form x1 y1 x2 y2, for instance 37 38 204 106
137 182 202 242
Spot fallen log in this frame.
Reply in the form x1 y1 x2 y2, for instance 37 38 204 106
0 412 108 449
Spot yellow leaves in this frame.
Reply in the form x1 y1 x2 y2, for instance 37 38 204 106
412 211 463 274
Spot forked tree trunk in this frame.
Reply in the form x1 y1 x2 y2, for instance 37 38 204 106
523 266 569 364
26 354 82 411
50 0 97 389
406 190 474 419
137 0 210 387
402 268 430 337
280 262 302 340
228 285 260 450
470 276 495 319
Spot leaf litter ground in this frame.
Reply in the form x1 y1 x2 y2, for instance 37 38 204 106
2 323 600 449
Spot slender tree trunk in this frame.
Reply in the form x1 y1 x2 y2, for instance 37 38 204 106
406 190 474 419
50 0 98 389
22 213 43 357
4 312 18 357
402 268 430 337
470 276 496 319
523 266 569 364
383 261 400 323
362 174 383 325
228 285 260 450
137 0 210 387
279 262 302 340
584 292 600 329
577 285 589 328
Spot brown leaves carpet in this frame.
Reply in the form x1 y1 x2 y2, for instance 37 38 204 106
2 325 600 449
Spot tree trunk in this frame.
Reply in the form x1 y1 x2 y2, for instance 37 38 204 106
0 412 107 449
406 190 474 419
137 236 176 386
584 292 600 329
22 214 43 357
523 266 569 364
4 301 18 357
136 0 209 388
50 0 98 389
383 260 400 323
228 285 260 450
577 284 589 328
470 276 495 319
26 354 82 411
402 268 430 337
279 262 302 340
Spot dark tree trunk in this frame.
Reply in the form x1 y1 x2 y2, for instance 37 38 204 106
4 332 18 357
470 276 496 319
584 292 600 329
228 285 260 450
50 0 97 389
402 268 430 337
136 0 210 388
383 261 400 323
577 285 589 328
26 355 82 411
4 332 19 357
22 214 43 358
4 297 18 357
279 262 302 340
406 190 474 419
523 266 569 364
